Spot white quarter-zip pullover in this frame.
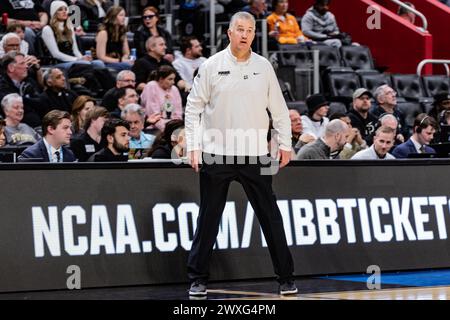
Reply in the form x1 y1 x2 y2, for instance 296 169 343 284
185 46 292 156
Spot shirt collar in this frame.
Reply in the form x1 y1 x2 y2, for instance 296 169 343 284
226 45 252 65
410 136 423 152
43 138 62 162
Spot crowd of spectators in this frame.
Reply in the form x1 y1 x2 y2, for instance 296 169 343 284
0 0 448 163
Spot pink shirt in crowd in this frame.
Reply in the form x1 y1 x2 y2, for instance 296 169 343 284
140 81 183 131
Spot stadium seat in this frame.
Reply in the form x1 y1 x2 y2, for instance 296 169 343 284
340 45 375 71
391 74 432 104
325 68 361 104
422 75 450 98
310 44 342 69
397 102 424 134
357 70 392 94
287 101 307 115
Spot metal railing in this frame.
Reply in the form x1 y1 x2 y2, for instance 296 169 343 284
417 59 450 76
391 0 428 32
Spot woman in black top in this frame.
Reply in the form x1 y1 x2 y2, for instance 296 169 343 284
133 6 174 62
95 6 134 71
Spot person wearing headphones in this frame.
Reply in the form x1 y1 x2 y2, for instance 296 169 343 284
391 113 437 158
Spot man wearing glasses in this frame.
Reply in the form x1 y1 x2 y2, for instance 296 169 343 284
101 70 137 112
371 84 409 143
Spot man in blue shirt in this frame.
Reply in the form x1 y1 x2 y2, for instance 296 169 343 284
121 103 156 149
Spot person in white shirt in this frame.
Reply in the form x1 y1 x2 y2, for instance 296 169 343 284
352 126 396 160
301 93 330 139
172 36 207 87
185 11 297 298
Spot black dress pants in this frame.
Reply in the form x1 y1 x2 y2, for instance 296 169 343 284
187 155 294 284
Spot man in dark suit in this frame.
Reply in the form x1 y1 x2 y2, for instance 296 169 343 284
392 113 437 158
19 110 76 162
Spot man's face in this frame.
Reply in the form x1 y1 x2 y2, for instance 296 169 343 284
188 40 203 59
116 73 136 88
51 118 72 146
381 117 398 131
417 125 436 145
440 100 450 111
8 55 28 81
150 38 167 58
49 69 66 90
5 100 24 123
122 89 139 106
289 110 302 135
379 87 397 106
110 126 130 153
253 0 267 13
228 18 255 53
4 37 20 53
124 112 144 139
353 94 372 113
373 132 394 157
315 2 330 15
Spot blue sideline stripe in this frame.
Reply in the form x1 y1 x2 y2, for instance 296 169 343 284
320 269 450 287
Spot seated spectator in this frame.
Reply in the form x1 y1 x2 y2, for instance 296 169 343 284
243 0 269 20
0 24 28 57
267 0 309 45
79 0 114 32
347 88 378 145
0 52 44 128
351 126 396 160
39 68 79 115
301 93 330 139
70 106 109 161
71 95 96 136
172 36 207 87
42 1 106 69
398 2 416 24
0 118 6 147
110 87 140 119
373 113 403 148
301 0 348 48
133 6 174 61
147 119 185 159
132 36 186 93
428 91 450 125
0 0 48 55
101 70 136 112
329 112 366 159
121 103 157 149
1 93 41 146
95 6 134 71
296 119 349 159
289 109 315 154
87 118 130 162
392 113 437 158
18 110 75 162
371 84 408 142
140 65 183 132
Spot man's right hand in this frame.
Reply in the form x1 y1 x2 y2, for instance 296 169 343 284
188 150 200 172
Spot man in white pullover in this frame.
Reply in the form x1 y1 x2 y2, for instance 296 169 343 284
185 11 297 297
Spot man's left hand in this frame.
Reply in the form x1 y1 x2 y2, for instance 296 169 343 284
278 149 291 169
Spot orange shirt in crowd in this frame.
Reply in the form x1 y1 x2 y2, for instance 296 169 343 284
266 13 308 44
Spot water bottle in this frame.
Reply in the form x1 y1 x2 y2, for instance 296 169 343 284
130 48 137 61
85 50 92 57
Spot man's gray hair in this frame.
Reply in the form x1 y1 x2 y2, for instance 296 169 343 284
121 103 146 122
1 93 22 112
374 84 390 103
229 11 256 30
1 33 20 49
116 70 135 81
325 119 348 136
